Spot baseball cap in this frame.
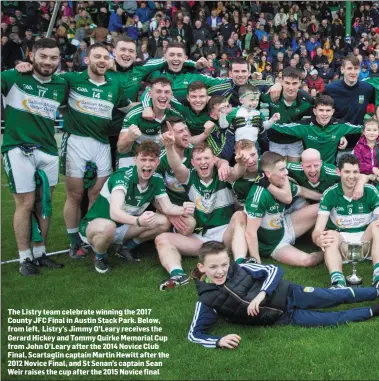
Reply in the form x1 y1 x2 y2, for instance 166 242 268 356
310 69 318 75
345 34 351 41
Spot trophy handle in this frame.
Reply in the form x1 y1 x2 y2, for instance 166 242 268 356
360 241 371 261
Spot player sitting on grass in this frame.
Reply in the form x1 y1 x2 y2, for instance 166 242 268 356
79 141 194 273
155 137 249 291
312 154 379 289
188 241 379 349
245 151 323 266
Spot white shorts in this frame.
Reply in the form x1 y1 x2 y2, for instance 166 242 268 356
269 140 303 158
340 231 364 245
62 134 111 178
80 223 129 246
118 156 135 169
271 215 296 259
3 148 59 193
191 225 228 243
285 196 308 215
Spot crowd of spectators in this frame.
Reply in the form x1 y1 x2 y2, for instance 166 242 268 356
2 1 379 98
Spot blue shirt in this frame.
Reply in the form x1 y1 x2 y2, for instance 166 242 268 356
324 79 374 125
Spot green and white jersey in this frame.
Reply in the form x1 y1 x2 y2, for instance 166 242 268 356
287 162 340 193
1 70 68 155
183 169 235 231
271 119 362 164
156 146 193 205
81 166 167 227
227 106 265 142
244 182 300 256
107 58 168 136
62 70 131 143
119 104 183 159
319 183 379 233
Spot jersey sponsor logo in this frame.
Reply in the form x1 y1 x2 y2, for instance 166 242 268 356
69 90 113 120
269 216 282 228
6 85 60 120
165 173 185 192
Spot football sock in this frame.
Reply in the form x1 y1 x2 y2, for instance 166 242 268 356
32 245 46 258
19 249 33 262
371 304 379 317
125 239 141 250
95 251 107 260
330 271 346 286
372 263 379 283
235 258 245 264
67 228 81 247
170 269 186 277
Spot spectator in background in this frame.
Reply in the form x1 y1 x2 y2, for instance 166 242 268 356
359 64 370 81
207 8 221 39
2 32 25 69
318 62 334 84
370 63 379 78
203 38 219 58
108 7 126 39
306 69 325 94
241 24 258 54
219 15 235 42
154 38 169 58
72 40 88 71
147 28 162 57
135 1 152 32
124 0 138 18
192 19 209 45
224 37 241 59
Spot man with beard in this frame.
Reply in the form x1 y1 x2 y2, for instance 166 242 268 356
60 43 131 260
1 38 68 275
117 77 182 169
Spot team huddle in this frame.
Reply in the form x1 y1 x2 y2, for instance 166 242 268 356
2 37 379 348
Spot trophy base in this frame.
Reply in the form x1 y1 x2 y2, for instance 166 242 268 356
346 275 363 287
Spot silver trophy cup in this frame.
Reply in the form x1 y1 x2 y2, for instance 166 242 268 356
339 241 371 286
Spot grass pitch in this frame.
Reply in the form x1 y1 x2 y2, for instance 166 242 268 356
1 172 379 381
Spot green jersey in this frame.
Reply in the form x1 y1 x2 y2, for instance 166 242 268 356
232 176 257 206
119 104 183 159
287 162 340 193
319 183 379 233
62 70 131 143
1 70 68 155
271 119 362 164
261 91 313 144
81 166 167 229
107 58 170 136
244 182 300 257
156 146 192 205
183 169 235 231
364 77 379 106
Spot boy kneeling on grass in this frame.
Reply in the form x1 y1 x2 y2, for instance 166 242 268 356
188 241 379 349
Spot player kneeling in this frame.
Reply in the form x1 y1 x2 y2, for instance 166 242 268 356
79 141 194 273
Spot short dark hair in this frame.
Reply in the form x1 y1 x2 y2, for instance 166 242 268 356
208 95 226 113
115 36 136 48
188 81 207 93
199 241 229 263
135 141 160 158
314 95 334 108
260 151 285 172
161 116 186 133
32 38 59 53
338 154 360 171
230 57 249 70
282 66 302 80
150 76 172 88
86 42 108 57
166 41 186 51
